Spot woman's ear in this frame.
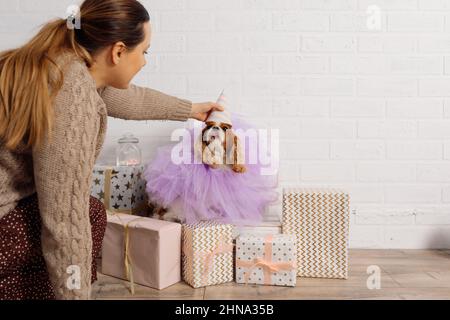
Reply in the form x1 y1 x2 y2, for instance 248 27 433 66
111 41 127 64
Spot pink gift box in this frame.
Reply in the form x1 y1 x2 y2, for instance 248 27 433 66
101 212 181 290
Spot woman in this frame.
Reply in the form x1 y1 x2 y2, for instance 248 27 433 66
0 0 223 300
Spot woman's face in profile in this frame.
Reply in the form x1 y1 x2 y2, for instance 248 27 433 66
108 21 151 89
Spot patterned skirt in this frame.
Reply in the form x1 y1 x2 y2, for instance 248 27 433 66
0 193 107 300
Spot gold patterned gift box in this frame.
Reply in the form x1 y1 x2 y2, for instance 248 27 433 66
90 165 149 216
282 188 350 279
235 234 297 287
182 221 234 288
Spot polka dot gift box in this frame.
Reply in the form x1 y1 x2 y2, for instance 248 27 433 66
235 234 297 287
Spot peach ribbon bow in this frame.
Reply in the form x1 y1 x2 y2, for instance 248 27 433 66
236 234 297 285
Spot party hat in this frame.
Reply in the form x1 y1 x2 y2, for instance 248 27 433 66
206 89 232 125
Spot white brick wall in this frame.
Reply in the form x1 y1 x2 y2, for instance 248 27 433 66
2 0 450 248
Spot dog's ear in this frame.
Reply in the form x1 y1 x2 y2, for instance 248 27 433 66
225 130 246 173
194 127 208 164
220 123 232 131
233 134 245 167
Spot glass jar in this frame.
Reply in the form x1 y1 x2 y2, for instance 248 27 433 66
115 132 142 166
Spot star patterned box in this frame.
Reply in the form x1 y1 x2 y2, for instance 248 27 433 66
90 165 149 216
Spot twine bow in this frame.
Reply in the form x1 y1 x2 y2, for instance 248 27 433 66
108 212 147 295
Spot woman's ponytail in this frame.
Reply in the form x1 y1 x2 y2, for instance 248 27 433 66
0 18 92 150
0 0 149 151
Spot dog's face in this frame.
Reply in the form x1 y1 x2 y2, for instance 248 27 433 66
202 121 231 147
196 121 246 173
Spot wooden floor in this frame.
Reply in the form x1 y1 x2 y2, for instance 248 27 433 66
92 249 450 300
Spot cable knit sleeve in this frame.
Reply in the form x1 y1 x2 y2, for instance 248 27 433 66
97 83 192 121
31 66 97 300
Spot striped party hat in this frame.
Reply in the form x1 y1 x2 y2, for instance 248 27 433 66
206 89 232 126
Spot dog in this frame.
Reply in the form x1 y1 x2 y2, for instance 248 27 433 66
148 91 246 223
149 121 247 223
196 119 246 174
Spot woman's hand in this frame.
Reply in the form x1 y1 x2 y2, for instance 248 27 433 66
190 102 225 122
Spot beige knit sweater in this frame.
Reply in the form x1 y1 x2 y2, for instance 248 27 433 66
0 52 192 299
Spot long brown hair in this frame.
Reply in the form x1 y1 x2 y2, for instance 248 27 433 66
0 0 150 151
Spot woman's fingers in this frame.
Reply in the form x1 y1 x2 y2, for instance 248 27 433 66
211 102 224 111
190 102 225 122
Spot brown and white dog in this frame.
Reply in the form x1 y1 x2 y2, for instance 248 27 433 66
195 91 246 173
196 119 246 173
149 91 246 222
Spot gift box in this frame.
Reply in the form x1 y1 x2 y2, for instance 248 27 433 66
282 188 350 279
91 165 149 216
235 234 297 286
182 221 234 288
101 212 181 291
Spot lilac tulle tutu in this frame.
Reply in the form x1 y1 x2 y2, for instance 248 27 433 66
144 114 279 225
